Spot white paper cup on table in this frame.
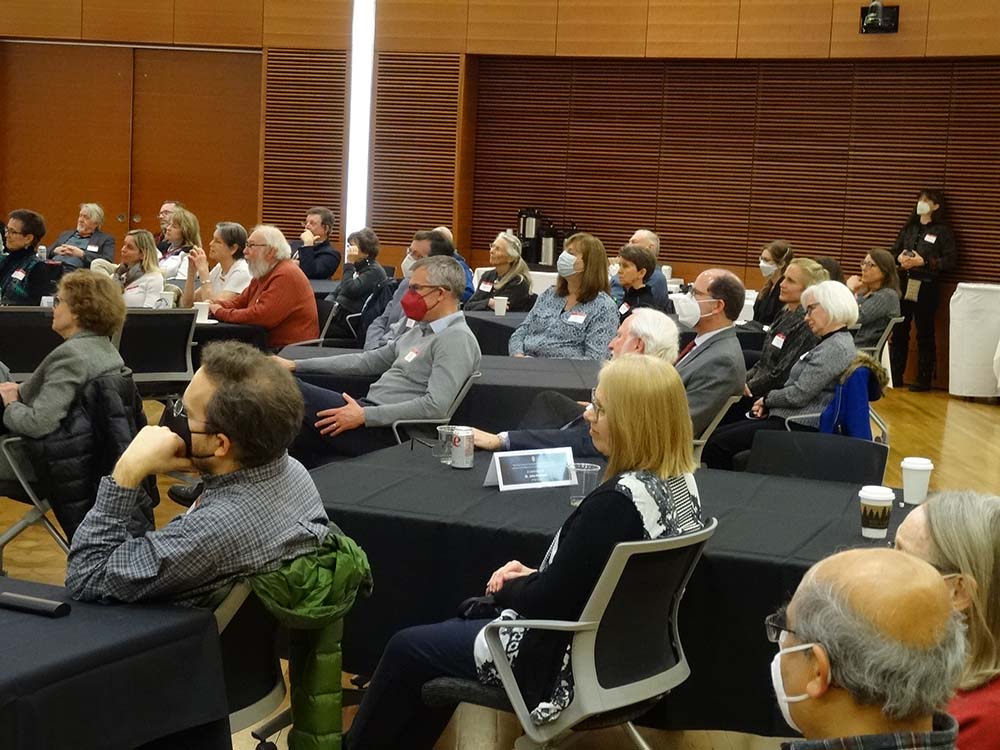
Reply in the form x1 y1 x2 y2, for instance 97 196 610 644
493 296 508 316
159 291 175 309
193 301 210 323
435 425 456 465
569 463 602 507
901 457 934 505
859 485 895 539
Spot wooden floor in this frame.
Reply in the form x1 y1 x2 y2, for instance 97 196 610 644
1 387 996 749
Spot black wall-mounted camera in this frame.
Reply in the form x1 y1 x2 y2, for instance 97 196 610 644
860 1 900 34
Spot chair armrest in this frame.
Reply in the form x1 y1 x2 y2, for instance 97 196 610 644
283 338 328 348
484 618 599 635
784 413 821 430
214 580 252 633
391 417 449 444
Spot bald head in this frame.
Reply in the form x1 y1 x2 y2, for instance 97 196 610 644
432 226 454 244
629 228 659 254
806 548 952 648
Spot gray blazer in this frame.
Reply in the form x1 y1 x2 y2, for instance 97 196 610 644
3 331 124 438
765 330 857 427
675 326 746 436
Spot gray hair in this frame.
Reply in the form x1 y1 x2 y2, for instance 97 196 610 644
494 231 522 259
794 577 967 721
627 308 679 362
631 228 660 255
412 256 464 299
802 279 859 328
79 203 104 226
252 224 291 260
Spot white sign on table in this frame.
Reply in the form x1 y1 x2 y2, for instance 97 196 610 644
484 447 577 492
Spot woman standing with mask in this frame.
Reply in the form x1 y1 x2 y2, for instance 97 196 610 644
889 189 957 391
752 240 793 328
507 233 618 360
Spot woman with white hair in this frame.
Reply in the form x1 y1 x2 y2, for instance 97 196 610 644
464 231 533 312
49 203 116 269
702 280 858 470
894 490 1000 750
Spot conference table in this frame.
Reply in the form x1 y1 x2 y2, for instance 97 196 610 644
315 444 913 737
281 346 601 431
0 577 230 750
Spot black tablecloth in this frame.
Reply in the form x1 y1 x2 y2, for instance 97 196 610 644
193 321 269 367
0 578 229 750
463 312 527 356
315 444 912 736
280 347 601 431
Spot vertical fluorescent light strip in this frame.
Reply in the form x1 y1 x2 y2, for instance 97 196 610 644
345 0 376 234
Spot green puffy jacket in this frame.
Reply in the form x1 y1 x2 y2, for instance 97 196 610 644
251 531 373 750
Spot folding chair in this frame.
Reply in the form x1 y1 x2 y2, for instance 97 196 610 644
746 430 889 485
693 394 740 466
390 371 482 443
858 315 905 360
422 519 718 750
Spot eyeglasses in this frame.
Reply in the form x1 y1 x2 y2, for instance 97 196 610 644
860 260 876 269
245 241 269 250
409 284 444 295
590 389 605 419
765 608 796 643
5 227 27 236
171 399 212 430
803 303 821 316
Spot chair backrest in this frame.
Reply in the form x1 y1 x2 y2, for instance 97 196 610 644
819 367 873 440
0 307 65 380
357 277 399 341
859 315 905 357
746 430 889 485
575 520 717 700
114 308 197 385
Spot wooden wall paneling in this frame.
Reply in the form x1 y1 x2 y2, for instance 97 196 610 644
262 0 352 50
174 0 264 48
453 55 480 263
130 50 263 242
375 0 469 53
944 60 1000 284
370 53 461 244
556 0 649 57
261 49 347 242
562 59 664 252
830 0 928 58
737 0 834 58
0 42 132 245
656 61 758 269
470 57 573 253
841 60 950 271
926 0 1000 56
748 62 853 259
0 0 81 40
466 0 558 56
645 0 740 58
81 0 172 44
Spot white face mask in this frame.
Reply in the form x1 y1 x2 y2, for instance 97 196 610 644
770 639 815 734
670 292 713 328
556 250 579 278
401 252 417 279
916 200 932 216
759 260 778 278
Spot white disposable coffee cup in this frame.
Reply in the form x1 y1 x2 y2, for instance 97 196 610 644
859 485 895 539
159 291 175 309
494 296 508 316
901 457 934 505
193 301 210 323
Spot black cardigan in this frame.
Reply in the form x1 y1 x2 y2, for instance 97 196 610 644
752 281 783 327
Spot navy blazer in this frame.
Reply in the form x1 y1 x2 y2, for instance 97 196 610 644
49 229 116 268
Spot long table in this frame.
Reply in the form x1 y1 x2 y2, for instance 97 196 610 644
0 577 229 749
280 346 601 431
314 444 912 737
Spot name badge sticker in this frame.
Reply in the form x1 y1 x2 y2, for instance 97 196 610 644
923 234 937 244
404 348 420 363
479 281 493 292
406 318 417 329
618 302 631 315
771 333 786 350
568 312 587 325
11 269 26 281
87 244 99 254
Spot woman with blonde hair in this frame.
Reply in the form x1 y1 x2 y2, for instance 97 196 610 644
344 355 705 749
895 491 1000 749
159 206 202 281
465 231 534 312
508 232 618 360
117 229 164 308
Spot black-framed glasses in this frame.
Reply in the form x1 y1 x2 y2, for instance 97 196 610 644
5 227 27 236
765 608 796 643
245 241 269 250
590 388 605 419
409 283 444 295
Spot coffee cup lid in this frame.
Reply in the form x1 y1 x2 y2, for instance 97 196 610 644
859 485 895 501
901 457 934 470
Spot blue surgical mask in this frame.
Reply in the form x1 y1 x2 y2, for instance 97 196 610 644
556 250 578 278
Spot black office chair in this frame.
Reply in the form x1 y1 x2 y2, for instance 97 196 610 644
0 307 64 381
422 520 718 750
746 430 889 485
114 309 197 400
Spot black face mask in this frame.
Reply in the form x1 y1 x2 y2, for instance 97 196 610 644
161 403 216 459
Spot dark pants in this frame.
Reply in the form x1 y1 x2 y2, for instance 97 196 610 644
346 618 491 750
889 279 940 387
290 379 398 468
702 416 815 471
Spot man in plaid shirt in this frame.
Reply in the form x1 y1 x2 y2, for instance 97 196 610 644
66 342 329 606
769 548 963 750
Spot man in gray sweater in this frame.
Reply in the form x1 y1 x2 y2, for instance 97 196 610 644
278 256 481 465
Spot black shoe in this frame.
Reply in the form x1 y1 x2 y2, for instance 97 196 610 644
908 382 931 392
168 481 204 507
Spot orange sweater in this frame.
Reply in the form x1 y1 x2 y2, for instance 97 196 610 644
213 260 318 349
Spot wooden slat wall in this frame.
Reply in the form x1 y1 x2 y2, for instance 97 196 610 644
471 57 1000 284
261 48 347 243
369 52 461 245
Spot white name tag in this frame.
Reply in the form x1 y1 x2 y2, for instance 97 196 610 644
568 312 587 324
11 269 26 281
87 244 99 254
618 302 631 315
770 333 786 350
923 234 937 244
406 318 417 329
403 348 420 363
478 281 493 292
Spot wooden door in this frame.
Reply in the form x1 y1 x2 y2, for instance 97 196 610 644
128 49 262 244
0 42 133 251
